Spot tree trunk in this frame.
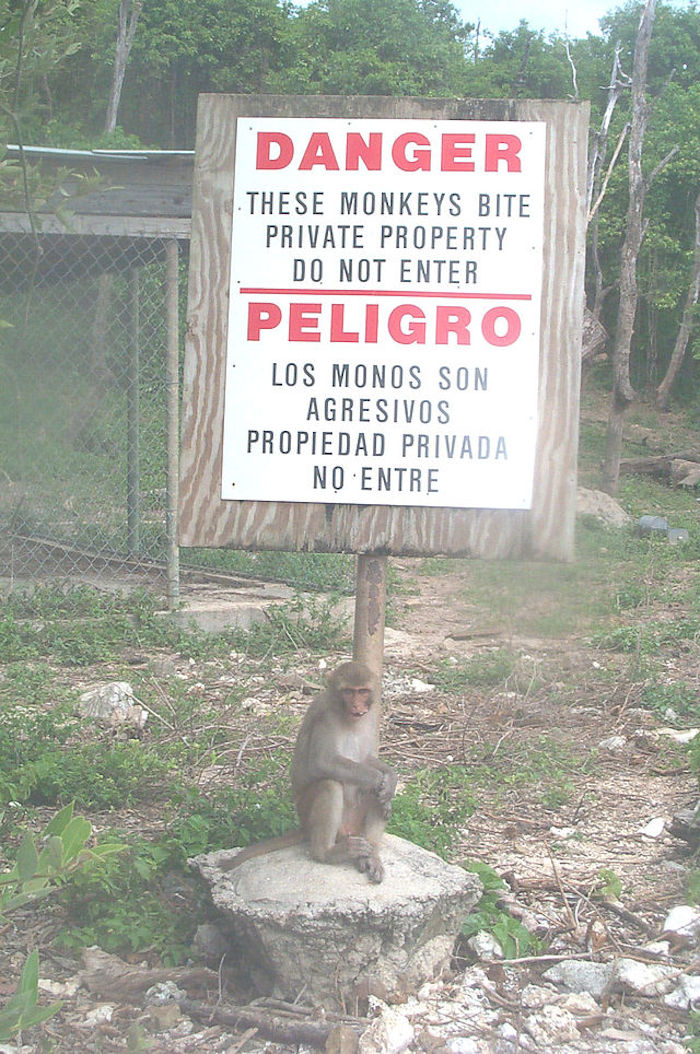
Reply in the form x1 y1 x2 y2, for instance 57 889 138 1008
104 0 142 134
655 189 700 410
586 48 628 323
601 0 656 496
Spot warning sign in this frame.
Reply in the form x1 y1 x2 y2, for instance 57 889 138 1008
221 117 546 509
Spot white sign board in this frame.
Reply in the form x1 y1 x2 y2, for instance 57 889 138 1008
221 118 546 509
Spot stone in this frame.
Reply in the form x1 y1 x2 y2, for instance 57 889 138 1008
191 835 482 1007
577 487 630 527
465 931 503 961
662 904 700 944
670 459 700 487
358 1004 414 1054
543 960 614 997
637 515 669 536
79 682 147 729
610 958 678 998
524 1005 579 1045
664 974 700 1010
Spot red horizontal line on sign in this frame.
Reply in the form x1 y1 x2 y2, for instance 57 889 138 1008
239 287 532 301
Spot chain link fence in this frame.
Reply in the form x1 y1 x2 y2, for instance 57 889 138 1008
0 230 186 604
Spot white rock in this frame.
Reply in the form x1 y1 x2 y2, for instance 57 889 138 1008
639 816 666 838
577 487 630 527
466 931 504 961
611 957 678 997
79 1004 116 1027
560 991 600 1016
145 980 186 1004
79 681 147 728
38 977 80 998
410 677 434 693
358 1005 414 1054
663 904 700 942
657 727 699 744
525 1005 579 1045
598 735 626 753
543 959 614 997
446 1040 482 1054
521 983 553 1009
664 974 700 1009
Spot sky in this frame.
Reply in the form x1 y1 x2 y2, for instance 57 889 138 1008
456 0 612 38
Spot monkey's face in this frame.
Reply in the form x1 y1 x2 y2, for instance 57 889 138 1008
341 685 372 720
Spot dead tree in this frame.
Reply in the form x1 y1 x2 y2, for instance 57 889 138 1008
104 0 142 135
587 48 630 322
601 0 656 496
654 189 700 410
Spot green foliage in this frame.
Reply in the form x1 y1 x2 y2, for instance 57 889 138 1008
58 768 297 963
641 679 698 722
686 1011 700 1053
595 867 623 900
690 733 700 787
461 861 544 959
0 949 62 1042
0 801 123 916
686 869 700 905
228 593 350 657
269 0 471 97
0 804 124 1041
388 766 476 856
188 549 356 594
592 617 700 654
57 837 193 964
4 740 170 810
429 651 517 690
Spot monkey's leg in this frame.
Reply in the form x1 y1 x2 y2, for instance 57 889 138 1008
356 799 387 883
306 780 374 868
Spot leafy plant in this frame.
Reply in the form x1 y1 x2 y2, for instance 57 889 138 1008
641 680 698 722
595 867 623 901
461 861 544 959
0 949 62 1043
0 804 124 1043
57 838 194 965
388 766 476 856
2 739 170 809
0 802 123 917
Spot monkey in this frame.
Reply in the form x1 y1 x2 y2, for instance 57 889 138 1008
220 661 397 883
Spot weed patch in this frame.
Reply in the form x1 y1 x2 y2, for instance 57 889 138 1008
388 766 476 856
460 862 544 959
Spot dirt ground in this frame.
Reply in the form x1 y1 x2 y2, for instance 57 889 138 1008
2 559 699 1052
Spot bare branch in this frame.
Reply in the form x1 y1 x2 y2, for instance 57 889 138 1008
588 122 629 222
645 144 679 189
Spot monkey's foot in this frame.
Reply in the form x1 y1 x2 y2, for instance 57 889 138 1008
357 852 385 883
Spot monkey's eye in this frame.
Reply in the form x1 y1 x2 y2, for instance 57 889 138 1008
342 687 371 697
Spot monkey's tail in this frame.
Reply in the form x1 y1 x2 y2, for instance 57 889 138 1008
218 829 304 871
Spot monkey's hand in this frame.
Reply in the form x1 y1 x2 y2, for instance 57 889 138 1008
375 770 397 817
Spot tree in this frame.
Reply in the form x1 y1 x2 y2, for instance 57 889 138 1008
462 21 574 98
654 189 700 408
268 0 473 98
103 0 141 134
120 0 289 146
602 0 661 494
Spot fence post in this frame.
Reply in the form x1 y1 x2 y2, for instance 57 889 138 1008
127 267 141 556
352 553 388 731
165 240 180 609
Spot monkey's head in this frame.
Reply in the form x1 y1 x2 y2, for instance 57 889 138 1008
328 661 377 721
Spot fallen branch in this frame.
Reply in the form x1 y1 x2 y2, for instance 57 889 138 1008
179 996 360 1048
